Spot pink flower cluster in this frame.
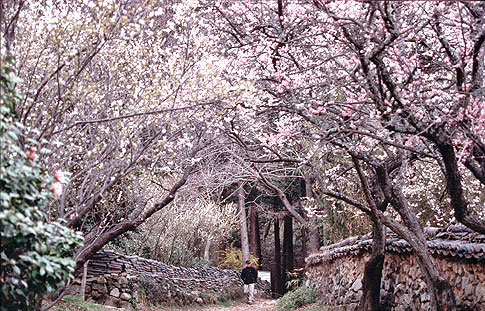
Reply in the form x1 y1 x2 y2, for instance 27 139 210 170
24 146 66 196
26 146 37 159
465 98 485 137
308 100 325 115
264 125 296 144
50 171 67 197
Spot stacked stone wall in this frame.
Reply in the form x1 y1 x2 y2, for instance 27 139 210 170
307 253 484 310
71 250 270 309
306 225 485 311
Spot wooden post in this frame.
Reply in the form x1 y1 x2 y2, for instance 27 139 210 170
81 260 88 300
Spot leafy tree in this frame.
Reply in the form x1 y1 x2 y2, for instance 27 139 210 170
0 57 83 311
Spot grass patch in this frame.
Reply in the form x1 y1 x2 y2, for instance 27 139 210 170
51 295 113 311
215 300 231 307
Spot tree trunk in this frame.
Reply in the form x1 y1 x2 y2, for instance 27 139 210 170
388 221 457 311
282 214 294 288
392 209 456 310
249 204 262 266
359 220 385 310
273 218 284 298
238 182 250 267
203 237 211 264
375 166 457 311
301 226 307 259
307 226 320 254
255 212 262 266
304 174 320 253
74 165 193 269
218 241 227 266
436 141 485 233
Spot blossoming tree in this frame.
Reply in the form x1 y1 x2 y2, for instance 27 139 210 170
201 1 484 310
1 0 258 271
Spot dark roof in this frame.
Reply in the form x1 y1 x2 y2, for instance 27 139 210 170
307 223 485 265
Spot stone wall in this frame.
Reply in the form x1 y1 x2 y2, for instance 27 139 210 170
306 224 485 311
71 250 270 309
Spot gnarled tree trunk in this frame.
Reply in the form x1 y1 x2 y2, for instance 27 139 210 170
359 220 385 310
375 165 457 311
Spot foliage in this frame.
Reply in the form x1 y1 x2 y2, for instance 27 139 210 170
200 288 241 306
201 2 484 307
217 242 259 270
0 58 83 310
285 276 303 291
276 281 318 310
111 234 210 268
137 275 166 306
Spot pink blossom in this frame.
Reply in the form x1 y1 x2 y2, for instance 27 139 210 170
229 2 246 14
342 108 352 117
278 45 289 56
308 104 324 115
54 171 67 183
26 146 37 159
404 139 415 148
50 182 63 197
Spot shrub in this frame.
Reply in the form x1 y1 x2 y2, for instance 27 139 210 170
217 242 259 270
137 275 167 305
276 281 318 310
0 57 83 310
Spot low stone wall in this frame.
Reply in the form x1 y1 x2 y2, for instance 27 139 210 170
306 224 485 311
71 250 270 309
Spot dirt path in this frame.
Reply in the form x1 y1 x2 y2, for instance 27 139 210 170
150 299 277 311
201 299 276 311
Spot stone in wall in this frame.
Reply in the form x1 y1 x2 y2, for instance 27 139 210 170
81 274 138 309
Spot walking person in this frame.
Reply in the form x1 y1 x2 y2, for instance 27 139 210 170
241 260 258 304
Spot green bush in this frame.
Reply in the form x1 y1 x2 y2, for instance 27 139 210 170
137 275 167 305
0 57 83 310
276 282 318 310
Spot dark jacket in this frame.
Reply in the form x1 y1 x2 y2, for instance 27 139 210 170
241 266 258 284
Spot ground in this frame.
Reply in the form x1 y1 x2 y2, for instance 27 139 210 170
51 296 278 311
140 298 277 311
